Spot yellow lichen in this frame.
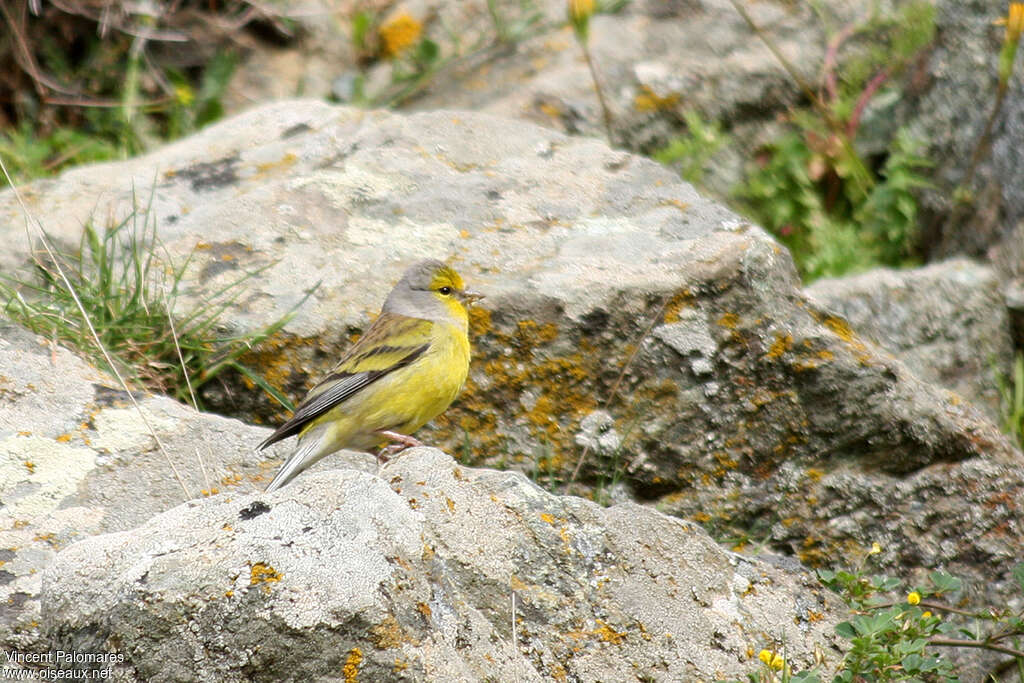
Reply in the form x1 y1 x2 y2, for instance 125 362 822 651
370 616 407 649
595 620 626 644
343 648 363 683
764 333 793 360
717 312 739 329
249 562 282 593
662 289 694 323
633 86 680 112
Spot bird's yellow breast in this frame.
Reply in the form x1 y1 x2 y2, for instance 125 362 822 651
315 318 470 451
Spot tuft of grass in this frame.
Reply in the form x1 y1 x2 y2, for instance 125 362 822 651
0 122 121 185
998 351 1024 448
0 192 309 411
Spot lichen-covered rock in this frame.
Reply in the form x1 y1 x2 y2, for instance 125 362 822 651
806 258 1012 422
41 448 844 681
906 0 1024 259
1 101 1020 640
0 321 345 651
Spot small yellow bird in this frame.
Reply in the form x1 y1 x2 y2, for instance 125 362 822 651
258 259 481 491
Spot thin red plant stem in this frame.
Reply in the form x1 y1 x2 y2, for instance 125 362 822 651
847 68 890 140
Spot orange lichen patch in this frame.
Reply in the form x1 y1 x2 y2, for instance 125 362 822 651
515 320 559 347
764 333 793 360
658 198 690 213
444 497 455 513
239 334 322 423
33 533 57 547
23 461 35 474
595 620 626 644
249 562 282 593
539 101 564 120
200 488 221 496
806 610 826 623
221 473 243 487
805 468 824 483
550 663 568 682
371 616 408 649
469 306 492 337
416 602 432 619
343 648 363 683
662 289 695 323
821 316 856 343
379 12 421 56
540 512 556 525
255 153 298 176
633 86 680 112
55 434 72 443
558 525 571 548
717 313 739 329
393 659 409 672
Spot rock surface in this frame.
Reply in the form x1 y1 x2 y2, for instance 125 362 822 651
41 448 843 681
907 0 1024 259
806 258 1012 422
0 321 332 650
1 101 1021 663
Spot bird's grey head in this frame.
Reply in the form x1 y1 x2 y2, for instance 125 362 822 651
382 259 465 323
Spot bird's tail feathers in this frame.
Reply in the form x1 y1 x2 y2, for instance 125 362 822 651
264 427 330 492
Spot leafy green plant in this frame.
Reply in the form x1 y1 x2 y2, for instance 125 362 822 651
1 3 250 185
740 550 1024 682
654 110 730 185
1 194 308 410
729 1 936 281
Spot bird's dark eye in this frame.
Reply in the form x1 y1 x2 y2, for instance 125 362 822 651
438 286 452 295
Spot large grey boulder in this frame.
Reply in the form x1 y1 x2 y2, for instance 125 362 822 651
0 321 313 650
806 258 1012 423
0 100 1020 635
41 448 844 681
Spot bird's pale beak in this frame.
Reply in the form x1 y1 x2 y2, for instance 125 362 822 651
459 289 484 305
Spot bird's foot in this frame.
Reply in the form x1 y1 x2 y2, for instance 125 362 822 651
375 431 425 466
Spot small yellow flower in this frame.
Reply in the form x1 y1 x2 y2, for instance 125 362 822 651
569 0 595 21
568 0 595 39
174 84 195 107
998 3 1024 84
758 649 773 665
1007 3 1024 43
869 541 882 555
379 12 422 57
922 611 932 618
907 591 921 605
770 653 785 671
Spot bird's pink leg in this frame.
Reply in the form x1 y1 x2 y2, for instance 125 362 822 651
375 431 425 465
